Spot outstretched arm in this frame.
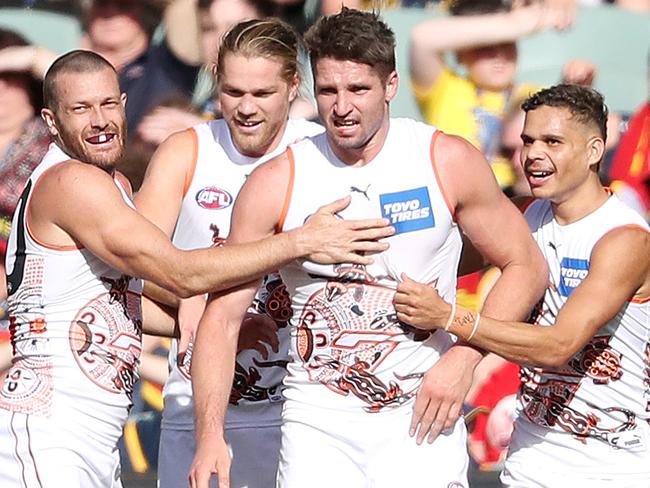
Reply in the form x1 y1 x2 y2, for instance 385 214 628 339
29 158 392 298
396 226 650 368
401 134 547 444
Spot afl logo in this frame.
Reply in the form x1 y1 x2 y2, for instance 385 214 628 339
196 187 233 209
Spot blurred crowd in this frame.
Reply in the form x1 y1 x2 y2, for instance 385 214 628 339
0 0 649 485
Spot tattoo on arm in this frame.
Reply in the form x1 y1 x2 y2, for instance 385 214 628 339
453 310 475 330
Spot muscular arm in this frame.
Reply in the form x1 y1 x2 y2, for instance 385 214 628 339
29 158 390 299
190 155 290 488
437 133 547 324
452 227 650 367
398 227 650 369
135 129 193 236
403 134 547 443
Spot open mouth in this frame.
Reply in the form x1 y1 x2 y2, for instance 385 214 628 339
85 133 116 145
235 120 262 130
333 119 358 128
526 168 555 186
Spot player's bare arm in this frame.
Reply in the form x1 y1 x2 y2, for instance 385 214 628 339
135 129 195 235
400 134 547 444
29 160 393 299
437 133 547 322
135 129 202 348
396 226 650 368
190 152 294 488
141 294 179 337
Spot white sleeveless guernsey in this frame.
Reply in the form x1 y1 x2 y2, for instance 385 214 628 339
504 195 650 483
0 143 143 445
279 118 461 415
162 118 323 430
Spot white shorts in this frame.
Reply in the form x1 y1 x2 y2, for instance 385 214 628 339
278 404 469 488
502 457 650 488
158 424 282 488
0 408 123 488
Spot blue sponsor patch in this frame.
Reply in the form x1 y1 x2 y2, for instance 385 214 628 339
379 187 435 234
558 257 589 297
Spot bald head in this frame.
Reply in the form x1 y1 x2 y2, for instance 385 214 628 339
43 50 117 111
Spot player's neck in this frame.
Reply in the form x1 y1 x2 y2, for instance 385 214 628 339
551 179 609 226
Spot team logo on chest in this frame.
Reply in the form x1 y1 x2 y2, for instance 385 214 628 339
558 257 589 297
196 187 233 209
379 187 434 235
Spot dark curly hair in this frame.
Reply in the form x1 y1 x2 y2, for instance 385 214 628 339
304 7 395 81
522 83 608 143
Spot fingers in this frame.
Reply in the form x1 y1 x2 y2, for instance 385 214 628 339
317 195 351 215
410 391 443 445
217 469 230 488
189 466 214 488
347 217 393 231
346 240 390 255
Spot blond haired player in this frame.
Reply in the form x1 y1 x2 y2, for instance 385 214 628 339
190 9 546 488
0 49 392 488
136 19 323 488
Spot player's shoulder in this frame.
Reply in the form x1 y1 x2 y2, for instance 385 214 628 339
158 126 199 153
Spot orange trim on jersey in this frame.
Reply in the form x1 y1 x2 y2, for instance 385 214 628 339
276 147 295 233
600 223 650 304
429 130 456 221
631 295 650 304
25 161 84 252
182 128 199 198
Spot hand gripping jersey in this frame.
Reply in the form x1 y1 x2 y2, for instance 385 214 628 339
1 143 143 445
279 118 461 415
504 195 650 482
162 118 323 430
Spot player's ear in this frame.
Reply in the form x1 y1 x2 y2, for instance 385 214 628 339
586 135 605 169
41 107 59 137
384 70 398 103
288 73 300 103
120 92 127 109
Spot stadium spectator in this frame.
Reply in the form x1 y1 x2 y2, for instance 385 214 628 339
409 0 572 183
0 0 202 136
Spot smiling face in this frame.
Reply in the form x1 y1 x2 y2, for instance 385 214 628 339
520 105 604 203
41 68 127 171
314 57 397 164
217 53 297 158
